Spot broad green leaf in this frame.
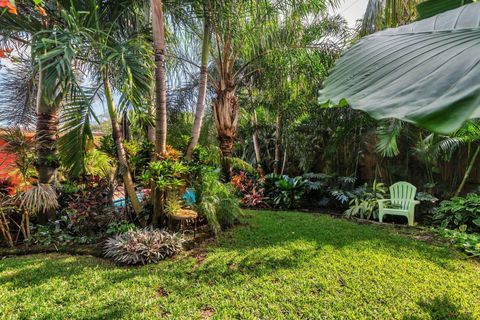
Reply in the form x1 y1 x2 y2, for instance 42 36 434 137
320 2 480 134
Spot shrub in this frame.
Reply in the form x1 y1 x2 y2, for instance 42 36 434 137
58 179 114 234
344 181 387 220
299 173 358 208
231 172 267 208
28 223 97 246
273 176 308 209
433 193 480 232
436 229 480 257
106 221 137 236
104 228 184 265
195 171 242 235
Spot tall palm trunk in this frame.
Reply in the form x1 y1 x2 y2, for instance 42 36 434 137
102 72 142 215
252 110 264 177
274 112 282 174
213 79 239 181
185 17 211 161
151 0 168 226
151 0 167 155
455 144 480 196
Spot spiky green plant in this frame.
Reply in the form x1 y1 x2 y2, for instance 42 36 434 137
104 228 184 265
195 171 242 235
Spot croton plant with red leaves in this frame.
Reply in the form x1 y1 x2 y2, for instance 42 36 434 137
231 171 268 208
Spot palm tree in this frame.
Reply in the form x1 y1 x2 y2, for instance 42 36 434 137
33 0 153 215
435 121 480 196
151 0 168 156
0 3 63 191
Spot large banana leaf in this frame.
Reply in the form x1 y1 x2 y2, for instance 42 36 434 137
320 2 480 134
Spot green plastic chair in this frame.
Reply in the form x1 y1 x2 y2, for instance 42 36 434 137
378 182 419 226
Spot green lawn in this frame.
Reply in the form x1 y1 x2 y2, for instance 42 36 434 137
1 211 479 319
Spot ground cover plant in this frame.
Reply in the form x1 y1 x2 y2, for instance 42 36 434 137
1 210 479 319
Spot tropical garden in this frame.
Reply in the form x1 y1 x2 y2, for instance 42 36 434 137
0 0 479 318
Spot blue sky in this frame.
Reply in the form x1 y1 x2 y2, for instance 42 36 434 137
332 0 369 27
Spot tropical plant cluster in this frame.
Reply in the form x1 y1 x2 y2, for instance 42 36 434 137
0 0 479 262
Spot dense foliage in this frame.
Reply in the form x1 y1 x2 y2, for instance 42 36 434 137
433 194 480 233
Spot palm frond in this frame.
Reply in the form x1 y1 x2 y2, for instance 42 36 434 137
376 119 403 158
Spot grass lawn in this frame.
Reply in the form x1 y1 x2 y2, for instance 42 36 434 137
1 210 479 319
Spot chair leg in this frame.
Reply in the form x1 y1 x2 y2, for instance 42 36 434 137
407 214 414 226
379 212 383 223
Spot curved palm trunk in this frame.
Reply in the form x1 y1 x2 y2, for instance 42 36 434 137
103 73 142 215
185 18 211 161
455 144 480 196
151 0 167 155
213 83 239 181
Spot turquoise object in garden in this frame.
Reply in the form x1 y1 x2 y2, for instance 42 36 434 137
378 182 419 226
183 188 196 206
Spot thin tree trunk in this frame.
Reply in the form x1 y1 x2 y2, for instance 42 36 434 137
281 142 287 175
152 0 167 155
103 73 142 215
455 144 480 196
274 112 282 174
252 110 264 177
213 85 239 181
185 17 211 161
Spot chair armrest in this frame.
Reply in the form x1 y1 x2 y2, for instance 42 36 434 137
377 199 391 204
377 199 391 210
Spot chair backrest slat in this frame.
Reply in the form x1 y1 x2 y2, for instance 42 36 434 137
389 182 416 210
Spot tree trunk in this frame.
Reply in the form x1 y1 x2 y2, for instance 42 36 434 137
103 73 143 215
35 68 59 186
185 17 211 161
252 110 264 177
36 111 59 185
151 0 167 156
274 112 282 174
35 68 59 223
455 144 480 196
151 0 168 227
213 85 239 181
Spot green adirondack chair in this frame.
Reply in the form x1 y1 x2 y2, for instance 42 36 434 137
378 182 419 226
